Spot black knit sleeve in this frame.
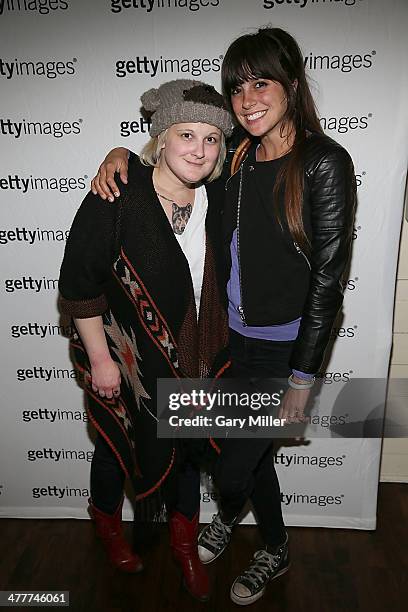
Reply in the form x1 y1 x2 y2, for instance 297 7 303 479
128 150 137 163
59 190 118 318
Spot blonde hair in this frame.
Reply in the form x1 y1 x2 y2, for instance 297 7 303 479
139 129 226 182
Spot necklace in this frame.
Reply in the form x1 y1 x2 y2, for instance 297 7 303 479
155 191 191 206
255 144 292 162
155 191 175 202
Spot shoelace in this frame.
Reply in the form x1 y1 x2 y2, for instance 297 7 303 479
238 550 281 589
201 514 231 550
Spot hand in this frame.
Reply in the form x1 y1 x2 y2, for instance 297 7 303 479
91 147 129 202
278 386 311 424
90 357 121 399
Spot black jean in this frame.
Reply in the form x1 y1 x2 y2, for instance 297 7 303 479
214 329 293 547
90 434 200 520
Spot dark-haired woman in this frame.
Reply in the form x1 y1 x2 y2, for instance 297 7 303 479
91 27 356 606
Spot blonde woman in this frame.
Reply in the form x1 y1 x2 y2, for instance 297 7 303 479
59 79 233 601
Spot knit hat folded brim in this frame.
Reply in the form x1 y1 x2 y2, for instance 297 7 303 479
141 79 234 138
149 100 233 137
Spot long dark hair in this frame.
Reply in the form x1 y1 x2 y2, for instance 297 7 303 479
222 27 323 251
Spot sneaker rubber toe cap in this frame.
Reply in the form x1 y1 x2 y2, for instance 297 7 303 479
198 544 215 563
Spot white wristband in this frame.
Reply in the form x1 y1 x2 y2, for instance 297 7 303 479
288 373 315 390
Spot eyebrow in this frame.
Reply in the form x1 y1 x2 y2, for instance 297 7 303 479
175 128 221 136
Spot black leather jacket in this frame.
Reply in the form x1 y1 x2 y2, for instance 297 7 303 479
220 131 357 374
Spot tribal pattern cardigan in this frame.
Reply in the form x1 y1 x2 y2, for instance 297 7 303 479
59 156 229 500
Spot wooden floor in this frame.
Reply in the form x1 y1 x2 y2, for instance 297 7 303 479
1 483 407 612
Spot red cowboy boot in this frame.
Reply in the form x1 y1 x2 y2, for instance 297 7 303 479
89 498 143 573
169 511 210 601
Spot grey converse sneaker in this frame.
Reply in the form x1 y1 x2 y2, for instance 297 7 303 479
230 536 289 606
198 513 234 564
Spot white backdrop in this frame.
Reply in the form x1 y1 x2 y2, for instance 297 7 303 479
1 0 407 529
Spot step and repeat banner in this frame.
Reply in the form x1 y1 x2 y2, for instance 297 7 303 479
1 0 407 528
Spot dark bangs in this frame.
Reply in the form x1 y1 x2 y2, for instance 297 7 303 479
222 33 293 104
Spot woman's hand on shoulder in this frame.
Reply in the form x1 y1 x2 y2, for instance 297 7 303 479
91 147 129 202
90 356 121 399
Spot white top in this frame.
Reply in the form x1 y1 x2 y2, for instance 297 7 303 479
174 185 207 319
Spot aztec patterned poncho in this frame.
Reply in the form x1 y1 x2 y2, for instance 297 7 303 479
59 156 229 501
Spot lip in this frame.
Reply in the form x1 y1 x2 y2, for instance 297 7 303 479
243 110 267 122
185 160 206 167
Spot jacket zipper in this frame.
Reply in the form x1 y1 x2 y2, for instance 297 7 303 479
236 165 247 326
294 241 311 269
225 166 241 191
232 160 309 326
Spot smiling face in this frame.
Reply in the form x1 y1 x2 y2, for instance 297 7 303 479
159 122 222 187
230 78 289 140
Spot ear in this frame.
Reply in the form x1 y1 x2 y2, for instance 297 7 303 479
160 128 168 150
292 79 298 91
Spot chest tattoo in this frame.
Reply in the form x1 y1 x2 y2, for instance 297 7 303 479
172 202 192 235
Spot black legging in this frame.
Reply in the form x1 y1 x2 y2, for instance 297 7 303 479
214 329 291 547
90 434 200 520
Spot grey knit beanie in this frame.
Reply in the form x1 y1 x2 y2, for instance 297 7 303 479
141 79 234 138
